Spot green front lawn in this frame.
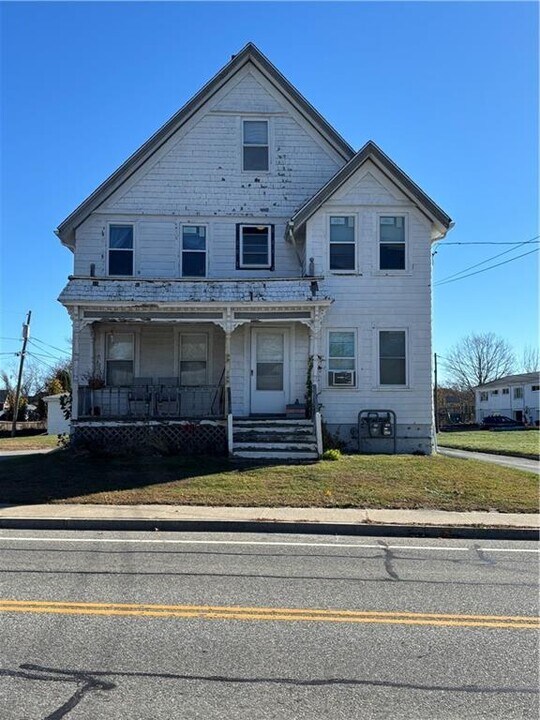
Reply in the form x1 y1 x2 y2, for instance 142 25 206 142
437 430 539 460
0 434 59 451
0 450 537 513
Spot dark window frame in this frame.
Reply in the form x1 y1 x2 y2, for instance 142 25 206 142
236 224 275 270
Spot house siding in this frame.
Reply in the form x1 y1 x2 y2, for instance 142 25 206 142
309 162 434 451
72 68 344 281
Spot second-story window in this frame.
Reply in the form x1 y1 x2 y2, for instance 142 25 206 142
182 226 206 277
329 216 355 271
108 225 133 276
480 392 488 402
237 225 274 269
380 216 406 270
514 387 523 399
243 120 269 171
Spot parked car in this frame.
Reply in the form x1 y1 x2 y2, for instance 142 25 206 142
481 415 525 429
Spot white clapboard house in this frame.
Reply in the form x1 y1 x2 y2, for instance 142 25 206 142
475 373 540 426
56 43 453 459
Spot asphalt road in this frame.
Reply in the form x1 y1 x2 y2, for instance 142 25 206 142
0 530 538 720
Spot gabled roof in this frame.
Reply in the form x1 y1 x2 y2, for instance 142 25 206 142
56 43 355 248
475 372 540 390
290 141 453 237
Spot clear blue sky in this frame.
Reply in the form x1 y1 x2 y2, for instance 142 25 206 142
1 1 538 382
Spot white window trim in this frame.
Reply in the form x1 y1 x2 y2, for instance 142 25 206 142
513 387 524 399
239 224 272 269
104 331 136 386
327 214 358 274
480 392 489 402
325 328 357 389
174 330 212 386
375 328 409 389
241 118 270 174
107 222 136 277
180 224 208 278
376 212 409 274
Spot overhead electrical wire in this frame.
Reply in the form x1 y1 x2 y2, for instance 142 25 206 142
435 234 540 285
30 337 71 356
435 247 539 287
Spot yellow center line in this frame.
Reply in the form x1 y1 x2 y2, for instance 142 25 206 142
0 599 538 629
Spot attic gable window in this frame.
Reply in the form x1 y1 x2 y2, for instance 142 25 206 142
108 225 133 276
243 120 269 171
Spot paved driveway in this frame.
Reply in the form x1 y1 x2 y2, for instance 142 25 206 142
438 446 539 474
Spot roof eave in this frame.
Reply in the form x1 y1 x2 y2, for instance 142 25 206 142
290 140 452 236
55 42 355 247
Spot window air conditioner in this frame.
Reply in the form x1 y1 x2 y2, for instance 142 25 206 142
329 371 355 387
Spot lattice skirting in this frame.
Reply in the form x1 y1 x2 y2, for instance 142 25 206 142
72 421 227 456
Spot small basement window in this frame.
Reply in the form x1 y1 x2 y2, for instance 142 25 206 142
243 120 269 171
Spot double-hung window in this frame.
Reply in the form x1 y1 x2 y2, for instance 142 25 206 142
108 225 134 276
379 331 407 385
480 392 488 402
182 226 206 277
243 120 269 171
328 331 356 387
237 225 273 269
329 216 355 271
179 334 208 386
106 333 134 386
514 387 523 399
379 216 406 270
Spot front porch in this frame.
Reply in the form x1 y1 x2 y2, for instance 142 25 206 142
67 289 330 456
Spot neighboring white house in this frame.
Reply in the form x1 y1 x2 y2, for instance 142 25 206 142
43 394 70 435
475 372 540 425
55 43 453 458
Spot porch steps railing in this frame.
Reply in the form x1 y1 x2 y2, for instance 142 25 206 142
231 418 318 460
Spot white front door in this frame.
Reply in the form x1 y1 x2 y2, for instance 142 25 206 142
250 328 289 415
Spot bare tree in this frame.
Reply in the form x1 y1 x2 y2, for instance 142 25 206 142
521 344 540 373
443 332 516 391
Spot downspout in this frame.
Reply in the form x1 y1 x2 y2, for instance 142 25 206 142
287 221 305 275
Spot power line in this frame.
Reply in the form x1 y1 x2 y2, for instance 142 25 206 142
435 234 540 284
439 241 540 246
27 340 67 362
435 247 539 287
26 351 58 372
31 337 71 356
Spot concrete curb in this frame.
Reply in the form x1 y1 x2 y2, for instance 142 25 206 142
0 517 537 541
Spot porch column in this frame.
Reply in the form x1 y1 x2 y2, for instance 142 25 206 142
224 328 231 416
70 310 80 422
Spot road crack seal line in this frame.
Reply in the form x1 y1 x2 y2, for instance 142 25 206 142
378 541 400 581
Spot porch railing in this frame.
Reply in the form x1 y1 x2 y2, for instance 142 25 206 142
78 384 224 420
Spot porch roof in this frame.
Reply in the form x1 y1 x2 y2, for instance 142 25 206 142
59 276 330 307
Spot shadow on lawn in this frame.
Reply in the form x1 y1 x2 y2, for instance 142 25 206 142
0 448 281 504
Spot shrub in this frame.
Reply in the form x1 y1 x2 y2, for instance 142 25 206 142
322 448 342 461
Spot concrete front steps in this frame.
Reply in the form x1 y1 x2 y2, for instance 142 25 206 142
232 418 319 460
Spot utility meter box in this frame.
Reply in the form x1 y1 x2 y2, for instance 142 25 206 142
357 410 397 454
